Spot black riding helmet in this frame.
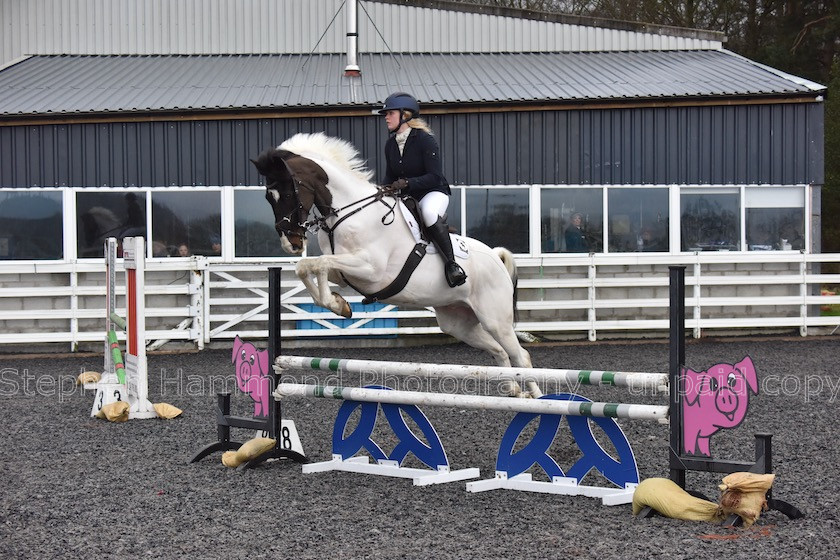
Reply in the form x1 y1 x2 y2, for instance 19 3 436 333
378 92 420 129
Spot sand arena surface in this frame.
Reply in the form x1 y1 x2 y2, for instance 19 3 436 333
1 337 837 559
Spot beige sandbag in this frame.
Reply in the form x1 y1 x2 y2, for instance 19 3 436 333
95 401 130 422
632 478 724 522
718 472 775 526
220 437 276 468
153 402 183 419
221 451 241 468
77 371 101 385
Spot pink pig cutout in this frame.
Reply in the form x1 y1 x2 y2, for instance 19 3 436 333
682 356 758 457
231 335 271 418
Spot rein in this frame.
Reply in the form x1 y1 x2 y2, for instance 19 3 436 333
287 171 398 252
278 161 422 303
303 191 392 252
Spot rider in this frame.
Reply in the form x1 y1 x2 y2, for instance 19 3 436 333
378 92 467 288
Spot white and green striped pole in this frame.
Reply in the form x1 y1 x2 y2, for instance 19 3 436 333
274 383 669 421
275 356 668 393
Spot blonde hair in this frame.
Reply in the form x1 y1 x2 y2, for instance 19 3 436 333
403 111 433 134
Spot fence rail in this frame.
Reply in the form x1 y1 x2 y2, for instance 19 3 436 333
0 251 839 350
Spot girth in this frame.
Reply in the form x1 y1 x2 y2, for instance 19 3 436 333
343 242 428 305
328 196 429 305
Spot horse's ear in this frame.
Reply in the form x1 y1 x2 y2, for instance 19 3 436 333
251 150 275 178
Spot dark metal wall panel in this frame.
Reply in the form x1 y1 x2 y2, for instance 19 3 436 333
0 103 824 188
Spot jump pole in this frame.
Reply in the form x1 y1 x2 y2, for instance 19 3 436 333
89 236 157 420
276 356 668 393
274 384 668 421
272 266 802 518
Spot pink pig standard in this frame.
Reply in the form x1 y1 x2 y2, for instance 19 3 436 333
682 356 758 457
232 335 271 418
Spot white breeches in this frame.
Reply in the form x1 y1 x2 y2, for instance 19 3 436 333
419 191 450 226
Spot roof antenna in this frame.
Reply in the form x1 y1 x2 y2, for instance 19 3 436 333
303 0 346 70
357 0 401 70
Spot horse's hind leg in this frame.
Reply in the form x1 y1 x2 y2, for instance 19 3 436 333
435 306 538 398
468 307 543 398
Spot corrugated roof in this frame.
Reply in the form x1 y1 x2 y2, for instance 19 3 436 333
1 0 726 66
0 51 825 118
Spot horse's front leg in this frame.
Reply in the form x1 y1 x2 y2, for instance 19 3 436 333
295 253 375 318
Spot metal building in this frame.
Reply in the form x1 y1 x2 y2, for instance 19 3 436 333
0 0 834 350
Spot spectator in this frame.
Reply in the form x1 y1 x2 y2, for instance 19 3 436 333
152 241 168 257
564 213 589 253
124 193 143 228
210 235 222 256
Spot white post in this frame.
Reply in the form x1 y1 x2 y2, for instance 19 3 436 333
90 237 157 419
123 237 156 419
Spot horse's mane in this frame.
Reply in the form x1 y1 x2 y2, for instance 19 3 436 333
279 133 374 182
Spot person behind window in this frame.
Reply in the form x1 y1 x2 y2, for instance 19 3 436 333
209 235 222 256
152 241 168 257
124 193 143 228
639 226 666 251
564 212 589 253
177 243 190 257
378 92 467 288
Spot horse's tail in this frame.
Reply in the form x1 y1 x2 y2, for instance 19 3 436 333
493 247 519 323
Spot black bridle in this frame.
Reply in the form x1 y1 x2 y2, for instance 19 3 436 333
272 160 398 252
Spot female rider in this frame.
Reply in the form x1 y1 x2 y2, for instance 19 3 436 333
378 92 467 287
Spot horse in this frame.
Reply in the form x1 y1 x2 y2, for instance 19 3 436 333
79 206 146 257
252 132 540 397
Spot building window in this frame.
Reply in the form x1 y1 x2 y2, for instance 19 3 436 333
465 188 529 254
233 189 294 258
448 188 462 235
151 191 220 257
540 187 603 253
607 188 669 252
745 187 805 251
681 189 740 251
0 191 63 260
77 192 146 258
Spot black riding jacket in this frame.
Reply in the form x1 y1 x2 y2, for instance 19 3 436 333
383 128 451 200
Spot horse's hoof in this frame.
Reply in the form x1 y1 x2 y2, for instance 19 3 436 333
526 382 544 399
502 380 525 398
332 292 352 318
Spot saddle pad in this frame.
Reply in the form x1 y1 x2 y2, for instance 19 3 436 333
398 201 469 259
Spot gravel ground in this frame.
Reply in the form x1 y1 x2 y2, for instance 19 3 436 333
1 336 837 559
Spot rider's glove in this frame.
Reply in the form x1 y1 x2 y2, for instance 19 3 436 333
382 178 408 194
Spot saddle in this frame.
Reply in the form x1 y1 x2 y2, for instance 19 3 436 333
400 196 434 243
345 195 428 305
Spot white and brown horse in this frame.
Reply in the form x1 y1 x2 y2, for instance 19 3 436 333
252 133 538 396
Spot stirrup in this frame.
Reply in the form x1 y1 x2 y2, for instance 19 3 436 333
445 262 467 287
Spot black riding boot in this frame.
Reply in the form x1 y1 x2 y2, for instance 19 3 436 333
428 218 467 287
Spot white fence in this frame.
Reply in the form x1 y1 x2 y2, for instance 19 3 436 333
1 252 839 351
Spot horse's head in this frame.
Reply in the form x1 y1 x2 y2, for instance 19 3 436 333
251 147 330 255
